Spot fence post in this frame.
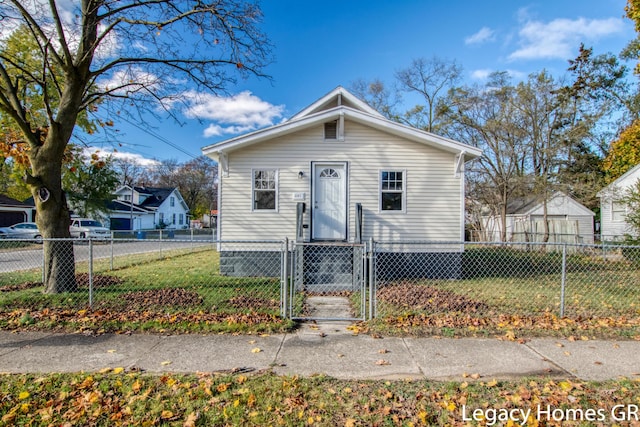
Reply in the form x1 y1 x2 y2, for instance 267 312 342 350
110 232 114 271
282 237 289 318
560 243 567 317
42 241 46 283
89 239 94 308
369 237 375 320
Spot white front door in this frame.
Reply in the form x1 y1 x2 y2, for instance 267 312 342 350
312 162 347 240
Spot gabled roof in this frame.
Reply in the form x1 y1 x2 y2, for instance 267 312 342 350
506 191 594 217
202 86 482 163
0 195 32 207
290 86 384 120
106 200 152 213
112 186 189 211
597 163 640 197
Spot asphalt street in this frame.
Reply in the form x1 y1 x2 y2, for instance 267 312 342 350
0 238 214 273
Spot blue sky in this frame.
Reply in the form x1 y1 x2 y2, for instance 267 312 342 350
91 0 635 165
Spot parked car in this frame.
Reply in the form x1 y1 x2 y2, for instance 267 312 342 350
0 222 43 243
69 218 110 239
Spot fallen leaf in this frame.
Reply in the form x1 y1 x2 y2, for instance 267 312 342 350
486 379 498 387
470 373 481 380
113 367 124 374
183 412 198 427
555 342 564 348
564 351 571 356
378 349 389 354
107 349 117 353
375 359 391 365
161 360 172 366
251 347 262 353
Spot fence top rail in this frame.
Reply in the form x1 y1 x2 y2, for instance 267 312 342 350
293 241 366 247
0 237 285 244
374 240 640 250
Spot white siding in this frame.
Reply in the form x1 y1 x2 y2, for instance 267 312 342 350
599 167 640 240
219 120 463 241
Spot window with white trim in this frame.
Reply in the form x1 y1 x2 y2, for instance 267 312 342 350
380 170 405 211
253 169 277 210
612 201 626 221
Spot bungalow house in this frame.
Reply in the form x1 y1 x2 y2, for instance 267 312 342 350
202 86 481 281
0 195 35 226
107 186 190 231
597 163 640 240
481 191 595 244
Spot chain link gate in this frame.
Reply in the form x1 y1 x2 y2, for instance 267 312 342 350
285 241 370 321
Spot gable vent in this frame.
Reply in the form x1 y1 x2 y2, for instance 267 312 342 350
324 120 337 140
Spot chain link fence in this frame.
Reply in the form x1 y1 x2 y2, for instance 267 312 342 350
1 238 639 330
373 241 640 320
0 237 286 331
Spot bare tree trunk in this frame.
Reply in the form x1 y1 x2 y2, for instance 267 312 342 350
500 192 508 242
28 137 77 293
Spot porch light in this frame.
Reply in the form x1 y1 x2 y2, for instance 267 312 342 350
298 171 304 179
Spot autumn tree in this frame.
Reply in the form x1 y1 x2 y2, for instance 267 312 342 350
442 72 529 241
62 149 119 218
151 156 218 218
0 1 271 293
395 56 463 133
349 78 400 120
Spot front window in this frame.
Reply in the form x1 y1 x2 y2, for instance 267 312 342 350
380 170 405 211
170 197 175 207
253 169 277 210
612 201 626 222
179 214 184 225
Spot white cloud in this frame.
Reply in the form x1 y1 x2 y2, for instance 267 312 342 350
184 91 285 138
509 17 624 61
86 147 160 167
203 124 259 137
470 68 527 81
99 67 162 95
465 27 495 45
470 69 493 80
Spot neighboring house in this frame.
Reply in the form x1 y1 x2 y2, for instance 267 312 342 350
107 186 190 231
202 86 481 278
481 192 595 244
0 195 35 227
597 163 640 240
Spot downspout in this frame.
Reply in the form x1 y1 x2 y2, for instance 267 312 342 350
456 151 466 243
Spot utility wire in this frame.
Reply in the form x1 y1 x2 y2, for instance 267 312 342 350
117 115 200 160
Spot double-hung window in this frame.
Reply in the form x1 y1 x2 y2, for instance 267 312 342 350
380 170 405 212
253 169 277 211
612 201 626 222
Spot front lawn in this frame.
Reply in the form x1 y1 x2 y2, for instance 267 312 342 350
1 371 639 426
0 249 294 334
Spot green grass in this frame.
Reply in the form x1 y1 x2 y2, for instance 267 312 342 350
0 249 294 334
1 371 639 426
369 247 640 338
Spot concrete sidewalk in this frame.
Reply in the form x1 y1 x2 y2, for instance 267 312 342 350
0 324 638 381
